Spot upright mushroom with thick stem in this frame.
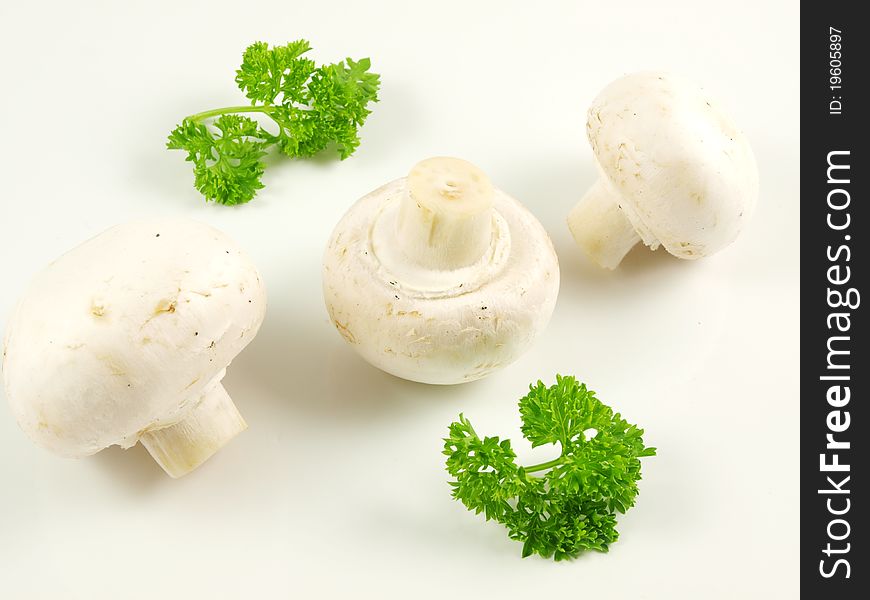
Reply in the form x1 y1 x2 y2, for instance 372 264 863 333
568 72 759 269
2 219 267 478
322 157 560 384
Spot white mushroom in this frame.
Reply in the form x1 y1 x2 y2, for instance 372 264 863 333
568 72 759 269
2 218 266 478
322 157 559 385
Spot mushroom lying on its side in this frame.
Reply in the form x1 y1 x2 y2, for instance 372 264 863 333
2 219 266 478
568 72 759 269
322 157 559 385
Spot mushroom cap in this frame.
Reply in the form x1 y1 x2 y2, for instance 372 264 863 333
2 219 266 458
322 179 559 385
587 72 758 258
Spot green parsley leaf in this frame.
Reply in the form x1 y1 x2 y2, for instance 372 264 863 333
234 40 315 105
167 40 380 205
444 375 656 560
167 115 268 206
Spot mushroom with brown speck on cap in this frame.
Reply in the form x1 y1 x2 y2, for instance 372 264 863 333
2 218 266 478
322 157 559 385
568 72 759 269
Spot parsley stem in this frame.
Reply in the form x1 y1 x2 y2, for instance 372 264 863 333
523 456 564 474
186 105 274 123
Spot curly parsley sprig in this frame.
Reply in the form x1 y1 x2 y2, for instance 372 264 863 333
167 40 380 205
444 375 656 560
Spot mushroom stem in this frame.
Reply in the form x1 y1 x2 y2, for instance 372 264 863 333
395 157 495 270
568 180 641 269
140 382 247 478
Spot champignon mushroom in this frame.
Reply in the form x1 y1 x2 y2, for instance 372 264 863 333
2 219 266 478
322 157 559 384
568 72 759 269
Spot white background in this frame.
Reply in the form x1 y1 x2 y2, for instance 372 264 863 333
0 1 799 598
